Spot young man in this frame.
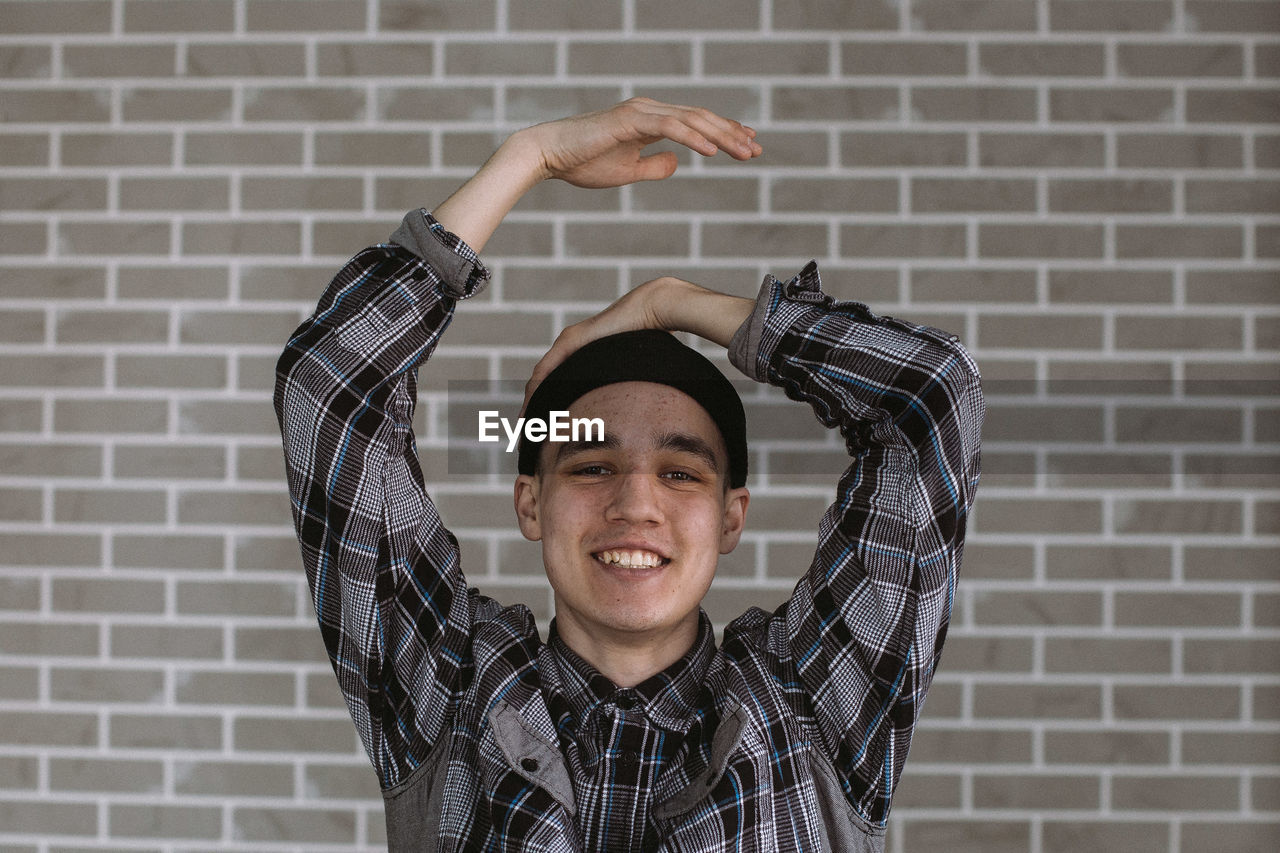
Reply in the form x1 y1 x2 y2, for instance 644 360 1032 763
275 98 983 852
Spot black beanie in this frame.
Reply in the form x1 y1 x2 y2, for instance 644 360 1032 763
517 329 748 488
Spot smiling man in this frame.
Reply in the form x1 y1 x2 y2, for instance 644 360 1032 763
275 98 983 852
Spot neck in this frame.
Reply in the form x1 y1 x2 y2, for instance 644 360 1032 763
553 612 699 688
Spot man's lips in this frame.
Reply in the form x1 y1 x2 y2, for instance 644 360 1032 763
591 547 671 570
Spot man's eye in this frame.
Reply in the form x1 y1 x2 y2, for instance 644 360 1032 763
573 465 610 476
662 470 698 482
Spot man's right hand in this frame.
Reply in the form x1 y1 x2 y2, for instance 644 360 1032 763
527 96 762 188
430 98 762 254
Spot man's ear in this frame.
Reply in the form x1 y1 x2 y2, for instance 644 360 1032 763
718 486 749 555
513 474 542 542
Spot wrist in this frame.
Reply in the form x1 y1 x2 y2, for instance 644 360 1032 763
499 126 554 189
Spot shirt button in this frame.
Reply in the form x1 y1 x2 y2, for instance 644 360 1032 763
521 757 539 773
613 691 638 711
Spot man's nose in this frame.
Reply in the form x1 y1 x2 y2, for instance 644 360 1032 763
604 474 664 524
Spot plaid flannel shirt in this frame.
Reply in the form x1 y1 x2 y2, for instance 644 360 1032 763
274 210 983 852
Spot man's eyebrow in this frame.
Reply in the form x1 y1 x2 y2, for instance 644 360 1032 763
654 431 722 473
554 434 620 462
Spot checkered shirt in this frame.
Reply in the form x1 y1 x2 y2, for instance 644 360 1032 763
274 210 983 851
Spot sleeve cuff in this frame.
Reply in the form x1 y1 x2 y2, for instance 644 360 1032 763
389 209 491 299
728 260 825 382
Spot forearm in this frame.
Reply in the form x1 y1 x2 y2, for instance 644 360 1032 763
655 278 754 349
430 129 546 254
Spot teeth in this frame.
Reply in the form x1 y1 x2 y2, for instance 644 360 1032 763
596 549 664 568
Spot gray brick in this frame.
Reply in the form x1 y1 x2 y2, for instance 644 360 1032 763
942 635 1033 673
912 86 1038 122
1185 546 1278 581
233 805 357 843
1187 88 1279 124
984 132 1105 169
235 626 325 663
1181 824 1280 852
0 309 43 343
1253 777 1280 810
1049 0 1173 32
0 577 41 611
303 763 381 799
1185 452 1280 489
843 42 967 76
910 726 1032 764
914 0 1037 31
234 533 304 572
317 41 433 76
52 577 165 614
892 772 962 809
1052 87 1173 122
1118 224 1243 259
1116 681 1244 722
1049 178 1172 213
505 86 624 123
0 221 47 254
240 264 335 302
54 399 168 434
974 774 1098 810
1049 269 1172 304
186 41 306 76
976 498 1102 534
845 131 967 166
1119 42 1244 77
1045 637 1172 674
0 711 98 747
775 85 901 122
62 132 172 166
1113 774 1238 811
975 683 1102 720
1043 731 1170 767
1045 544 1172 581
0 754 38 788
980 224 1103 258
185 131 304 166
246 0 365 31
910 268 1039 304
0 488 40 522
0 265 104 300
1 88 111 123
0 532 100 567
1258 686 1280 720
1185 638 1280 674
119 176 230 212
0 354 101 388
562 222 689 258
1 177 107 212
179 488 291 526
981 42 1105 76
235 716 358 754
0 400 41 432
121 87 232 122
447 40 556 76
123 0 235 32
242 176 363 212
306 670 349 709
983 403 1105 441
1186 1 1280 32
175 759 294 796
50 758 164 793
116 354 227 390
1047 452 1172 488
111 713 222 749
110 804 221 839
1186 179 1280 214
509 0 623 30
58 221 170 256
706 41 828 76
1184 731 1280 765
1115 498 1243 534
980 313 1104 350
111 624 224 659
1117 132 1242 168
313 220 403 258
704 222 826 258
56 309 168 344
841 223 966 258
64 43 176 78
1 45 51 80
1 0 111 32
175 669 295 706
961 542 1035 580
913 178 1036 213
900 821 1030 853
182 221 301 256
1044 825 1168 853
244 86 365 122
114 532 225 570
314 131 431 166
0 132 49 166
1117 315 1243 352
378 0 495 31
118 264 229 300
0 621 100 657
50 665 165 703
731 129 828 168
974 590 1102 627
376 85 495 121
0 800 96 836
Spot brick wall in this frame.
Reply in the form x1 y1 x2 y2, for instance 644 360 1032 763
2 0 1276 850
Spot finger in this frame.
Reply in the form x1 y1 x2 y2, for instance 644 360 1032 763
669 106 759 160
634 151 679 181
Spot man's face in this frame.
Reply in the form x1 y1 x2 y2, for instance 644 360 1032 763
514 381 749 649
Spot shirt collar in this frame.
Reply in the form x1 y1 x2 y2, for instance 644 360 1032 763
548 612 715 734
